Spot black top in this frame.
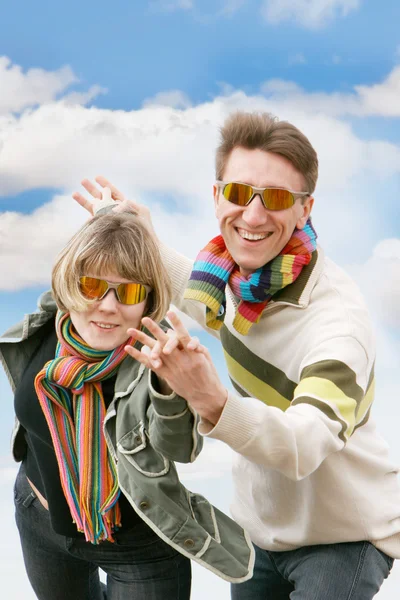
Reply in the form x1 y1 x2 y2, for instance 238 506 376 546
14 318 139 537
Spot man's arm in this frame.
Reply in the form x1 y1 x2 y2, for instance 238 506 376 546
131 314 374 481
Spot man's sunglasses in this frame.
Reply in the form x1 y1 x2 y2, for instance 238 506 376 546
79 277 150 305
216 181 310 211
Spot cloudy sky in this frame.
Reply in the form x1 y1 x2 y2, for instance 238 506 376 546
1 0 400 597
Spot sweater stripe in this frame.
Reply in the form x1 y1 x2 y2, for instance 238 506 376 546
220 326 296 402
291 397 348 444
300 360 364 404
294 377 357 436
355 369 375 423
224 351 291 411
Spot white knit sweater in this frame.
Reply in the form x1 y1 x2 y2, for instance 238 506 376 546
162 243 400 558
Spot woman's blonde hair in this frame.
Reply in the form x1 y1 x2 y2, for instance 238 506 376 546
52 212 171 323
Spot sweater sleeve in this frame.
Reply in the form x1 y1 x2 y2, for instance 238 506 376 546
199 335 374 481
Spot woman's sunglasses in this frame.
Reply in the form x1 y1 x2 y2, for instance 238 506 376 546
79 277 150 305
216 181 310 211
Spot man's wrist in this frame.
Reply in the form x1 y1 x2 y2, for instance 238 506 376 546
200 388 228 426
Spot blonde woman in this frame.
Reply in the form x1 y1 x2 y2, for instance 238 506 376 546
0 212 253 600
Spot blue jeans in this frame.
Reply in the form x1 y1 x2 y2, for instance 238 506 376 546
14 464 191 600
231 540 394 600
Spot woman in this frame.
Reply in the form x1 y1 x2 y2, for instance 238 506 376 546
0 212 254 600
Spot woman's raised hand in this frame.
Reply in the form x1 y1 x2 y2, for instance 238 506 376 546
125 311 228 425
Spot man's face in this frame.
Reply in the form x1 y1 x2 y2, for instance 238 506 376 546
213 147 314 277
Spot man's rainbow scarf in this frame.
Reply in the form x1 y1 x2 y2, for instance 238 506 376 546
35 312 132 544
184 219 317 335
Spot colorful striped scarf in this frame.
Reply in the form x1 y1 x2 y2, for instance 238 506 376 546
184 219 317 335
34 311 132 544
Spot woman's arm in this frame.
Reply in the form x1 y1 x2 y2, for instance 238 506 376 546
146 370 203 464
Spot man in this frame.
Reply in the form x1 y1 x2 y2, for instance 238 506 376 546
74 112 399 599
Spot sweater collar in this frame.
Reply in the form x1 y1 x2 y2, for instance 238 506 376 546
269 247 324 308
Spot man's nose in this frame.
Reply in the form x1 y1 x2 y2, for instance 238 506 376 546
242 194 268 227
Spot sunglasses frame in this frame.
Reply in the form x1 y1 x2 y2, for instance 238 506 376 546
215 181 310 211
79 277 151 305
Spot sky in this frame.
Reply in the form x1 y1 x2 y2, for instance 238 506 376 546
0 0 400 597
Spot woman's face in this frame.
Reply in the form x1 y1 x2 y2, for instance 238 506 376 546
70 272 148 351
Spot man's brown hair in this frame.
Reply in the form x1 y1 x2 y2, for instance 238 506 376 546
215 112 319 194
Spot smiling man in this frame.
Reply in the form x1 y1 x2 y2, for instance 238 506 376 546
75 112 400 599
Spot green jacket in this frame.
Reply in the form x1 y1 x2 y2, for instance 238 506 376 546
0 291 254 583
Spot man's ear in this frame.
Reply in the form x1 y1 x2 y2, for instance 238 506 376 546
296 196 314 229
213 184 219 213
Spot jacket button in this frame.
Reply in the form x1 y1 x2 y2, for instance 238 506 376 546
134 435 142 444
139 501 149 510
184 538 195 549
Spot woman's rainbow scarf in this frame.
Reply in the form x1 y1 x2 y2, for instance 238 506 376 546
35 311 132 544
184 219 317 335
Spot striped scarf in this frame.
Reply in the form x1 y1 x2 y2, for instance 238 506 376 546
34 311 132 544
184 219 317 335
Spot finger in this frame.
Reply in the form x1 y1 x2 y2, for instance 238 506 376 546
72 192 94 215
95 176 126 202
124 344 152 368
162 333 180 355
151 340 163 361
148 342 163 369
186 336 200 351
166 311 192 346
141 318 170 345
194 344 208 354
127 328 156 349
81 179 102 199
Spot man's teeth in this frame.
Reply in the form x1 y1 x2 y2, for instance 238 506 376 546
238 230 271 241
95 323 116 329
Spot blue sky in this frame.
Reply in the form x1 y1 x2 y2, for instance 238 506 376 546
0 1 400 597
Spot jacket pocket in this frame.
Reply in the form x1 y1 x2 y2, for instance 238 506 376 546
117 420 170 477
188 491 221 543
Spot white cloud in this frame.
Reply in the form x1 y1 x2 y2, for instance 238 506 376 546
142 89 192 109
0 56 77 115
346 239 400 329
0 56 106 117
260 66 400 117
150 0 193 11
261 0 361 28
288 53 307 65
0 64 399 302
0 195 88 290
61 84 107 106
177 439 233 482
218 0 247 17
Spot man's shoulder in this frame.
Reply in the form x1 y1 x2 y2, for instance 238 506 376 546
308 253 374 352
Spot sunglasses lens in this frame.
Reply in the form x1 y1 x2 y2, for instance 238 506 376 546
79 277 108 300
263 189 294 210
117 283 147 305
223 183 253 206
